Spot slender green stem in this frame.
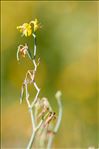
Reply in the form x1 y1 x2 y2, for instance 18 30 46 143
27 112 49 149
47 91 62 149
26 33 40 149
54 97 62 133
27 130 36 149
33 33 36 59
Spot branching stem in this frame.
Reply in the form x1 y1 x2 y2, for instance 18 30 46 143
47 92 62 149
18 27 63 149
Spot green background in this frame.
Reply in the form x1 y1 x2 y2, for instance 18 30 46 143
1 1 98 148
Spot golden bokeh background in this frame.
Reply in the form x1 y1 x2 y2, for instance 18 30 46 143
1 1 98 148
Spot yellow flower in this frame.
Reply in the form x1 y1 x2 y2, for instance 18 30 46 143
17 19 41 36
17 23 32 37
30 18 41 32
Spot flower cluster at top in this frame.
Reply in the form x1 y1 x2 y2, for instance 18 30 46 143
17 18 41 37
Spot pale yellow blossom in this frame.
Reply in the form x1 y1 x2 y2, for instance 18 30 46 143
17 19 41 37
30 18 41 32
17 23 32 37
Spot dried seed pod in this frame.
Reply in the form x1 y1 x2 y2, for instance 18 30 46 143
44 112 56 128
17 43 28 61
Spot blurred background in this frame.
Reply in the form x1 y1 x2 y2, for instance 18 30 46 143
1 1 98 148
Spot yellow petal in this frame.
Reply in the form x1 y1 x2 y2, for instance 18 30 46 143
19 29 23 32
17 26 21 30
28 29 32 36
30 21 34 24
23 23 28 28
24 30 28 37
34 18 38 24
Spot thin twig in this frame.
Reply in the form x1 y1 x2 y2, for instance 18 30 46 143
25 82 31 108
47 91 62 149
27 112 49 149
26 34 40 149
27 130 35 149
33 33 36 59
